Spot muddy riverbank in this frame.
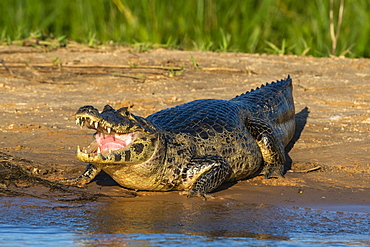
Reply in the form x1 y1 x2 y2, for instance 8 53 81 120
0 44 369 245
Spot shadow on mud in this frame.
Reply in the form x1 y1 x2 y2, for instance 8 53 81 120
284 107 309 171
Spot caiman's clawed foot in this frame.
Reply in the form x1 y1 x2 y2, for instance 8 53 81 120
58 164 101 187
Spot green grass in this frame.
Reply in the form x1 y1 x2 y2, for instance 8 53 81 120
0 0 369 57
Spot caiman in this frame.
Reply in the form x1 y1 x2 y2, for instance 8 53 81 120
61 76 295 199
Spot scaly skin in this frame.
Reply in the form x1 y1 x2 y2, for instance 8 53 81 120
61 76 295 199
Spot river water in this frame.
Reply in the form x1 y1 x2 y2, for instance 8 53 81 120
0 197 369 246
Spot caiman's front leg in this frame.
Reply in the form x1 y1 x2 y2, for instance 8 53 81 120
59 164 101 187
182 155 232 200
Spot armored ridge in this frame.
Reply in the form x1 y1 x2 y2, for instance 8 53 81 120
61 76 295 199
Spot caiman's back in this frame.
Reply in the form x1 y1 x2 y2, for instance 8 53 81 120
149 76 294 139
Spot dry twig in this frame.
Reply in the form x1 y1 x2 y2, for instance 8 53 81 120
0 59 14 75
329 0 344 55
287 166 321 173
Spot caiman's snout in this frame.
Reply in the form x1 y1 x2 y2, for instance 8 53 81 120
75 105 100 119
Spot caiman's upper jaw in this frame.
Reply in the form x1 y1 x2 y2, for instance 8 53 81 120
75 104 154 135
76 115 119 134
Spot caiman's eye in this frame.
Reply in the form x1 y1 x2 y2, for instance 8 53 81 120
117 107 130 117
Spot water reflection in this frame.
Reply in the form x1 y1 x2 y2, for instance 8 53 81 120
82 199 282 239
0 197 369 246
82 198 370 243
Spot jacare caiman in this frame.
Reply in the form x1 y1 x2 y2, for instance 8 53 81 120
61 76 295 199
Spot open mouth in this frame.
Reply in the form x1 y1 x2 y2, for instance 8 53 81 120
94 132 133 153
75 116 135 156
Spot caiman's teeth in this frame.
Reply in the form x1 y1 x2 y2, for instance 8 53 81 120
94 122 99 129
97 147 101 154
90 120 94 125
77 117 84 128
107 127 111 134
77 145 81 153
109 149 112 154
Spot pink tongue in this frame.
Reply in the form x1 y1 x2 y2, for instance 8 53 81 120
95 133 132 152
